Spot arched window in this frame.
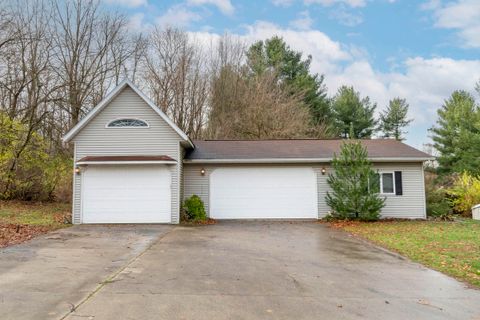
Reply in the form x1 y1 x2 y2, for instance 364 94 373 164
107 119 149 128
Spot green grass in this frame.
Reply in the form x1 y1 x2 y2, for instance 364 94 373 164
336 219 480 288
0 201 71 227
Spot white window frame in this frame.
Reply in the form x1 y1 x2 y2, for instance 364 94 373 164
379 171 395 195
105 118 150 128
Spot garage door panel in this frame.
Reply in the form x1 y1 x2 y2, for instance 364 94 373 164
82 165 171 223
210 167 317 219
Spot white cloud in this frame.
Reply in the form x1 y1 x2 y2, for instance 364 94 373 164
156 5 201 28
424 0 480 48
187 21 480 145
271 0 295 7
289 11 314 30
327 57 480 143
305 0 365 26
187 0 235 15
388 57 480 115
305 0 367 8
329 7 363 26
186 21 351 82
128 13 152 32
243 21 351 74
103 0 147 7
420 0 441 11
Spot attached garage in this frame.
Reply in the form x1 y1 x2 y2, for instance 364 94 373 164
81 164 172 223
63 80 431 224
209 167 318 219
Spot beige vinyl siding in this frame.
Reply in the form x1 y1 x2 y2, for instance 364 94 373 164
72 86 183 224
373 163 426 219
316 165 331 218
177 145 186 223
183 164 211 214
316 163 426 218
183 162 427 219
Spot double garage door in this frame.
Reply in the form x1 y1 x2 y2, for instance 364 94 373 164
80 165 318 223
209 167 318 219
82 165 171 223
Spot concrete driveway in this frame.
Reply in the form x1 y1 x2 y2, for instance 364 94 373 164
1 222 479 320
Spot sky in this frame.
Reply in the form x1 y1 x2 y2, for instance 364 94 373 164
104 0 480 148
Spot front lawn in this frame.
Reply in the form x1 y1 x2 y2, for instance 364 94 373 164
0 201 71 248
332 219 480 288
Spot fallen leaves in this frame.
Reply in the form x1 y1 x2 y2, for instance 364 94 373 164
0 201 71 248
0 223 51 248
182 218 217 226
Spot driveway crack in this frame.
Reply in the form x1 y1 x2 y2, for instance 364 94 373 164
58 227 176 320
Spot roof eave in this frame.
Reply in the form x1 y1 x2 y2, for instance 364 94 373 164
183 157 434 164
77 160 176 165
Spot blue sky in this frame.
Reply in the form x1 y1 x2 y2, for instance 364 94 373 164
105 0 480 148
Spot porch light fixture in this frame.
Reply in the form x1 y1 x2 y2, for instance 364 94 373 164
74 166 81 175
321 167 326 175
200 168 206 176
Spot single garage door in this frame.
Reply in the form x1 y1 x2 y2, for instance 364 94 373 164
82 165 171 223
210 167 317 219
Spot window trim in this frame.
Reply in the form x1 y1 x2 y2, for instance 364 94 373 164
105 118 150 128
379 171 396 195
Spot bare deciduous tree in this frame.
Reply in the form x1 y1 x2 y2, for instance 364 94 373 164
205 35 312 139
207 68 311 139
0 0 60 197
0 0 330 200
144 27 208 138
50 0 130 127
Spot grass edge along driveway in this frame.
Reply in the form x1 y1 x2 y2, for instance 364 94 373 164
0 201 71 248
331 219 480 288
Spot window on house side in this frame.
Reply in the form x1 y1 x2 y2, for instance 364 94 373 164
380 172 395 194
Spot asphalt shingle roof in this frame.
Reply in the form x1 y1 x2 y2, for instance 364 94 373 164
185 139 432 161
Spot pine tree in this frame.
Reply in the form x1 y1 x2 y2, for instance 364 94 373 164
379 98 412 140
430 90 480 175
331 86 377 139
246 37 332 131
326 141 385 221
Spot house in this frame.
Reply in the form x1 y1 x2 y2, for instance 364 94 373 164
63 80 433 224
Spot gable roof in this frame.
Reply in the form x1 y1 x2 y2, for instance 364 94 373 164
62 79 193 147
184 139 433 163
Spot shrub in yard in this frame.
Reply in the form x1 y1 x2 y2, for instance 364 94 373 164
182 195 207 221
0 112 72 201
448 172 480 216
425 172 452 218
426 189 452 218
325 141 385 221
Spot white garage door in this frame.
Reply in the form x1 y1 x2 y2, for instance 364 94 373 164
82 165 171 223
210 167 317 219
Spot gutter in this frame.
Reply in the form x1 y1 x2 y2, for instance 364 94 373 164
183 157 435 164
